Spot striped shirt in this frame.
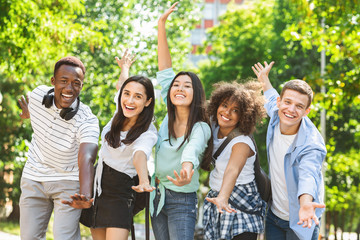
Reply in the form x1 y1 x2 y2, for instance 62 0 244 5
22 85 100 182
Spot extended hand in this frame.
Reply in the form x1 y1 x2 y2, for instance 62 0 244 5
167 168 194 186
132 183 155 193
61 193 94 209
115 49 136 70
18 95 30 119
159 2 178 23
206 196 236 214
297 202 325 228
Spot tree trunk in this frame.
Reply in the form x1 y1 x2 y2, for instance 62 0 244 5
349 207 355 236
6 202 19 222
340 209 346 240
334 211 338 240
356 220 360 240
325 211 331 240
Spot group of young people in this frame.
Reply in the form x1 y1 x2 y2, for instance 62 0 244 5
18 2 326 240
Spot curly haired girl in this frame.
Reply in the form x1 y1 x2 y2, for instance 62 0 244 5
203 81 267 240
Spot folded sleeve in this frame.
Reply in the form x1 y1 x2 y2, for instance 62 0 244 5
114 89 121 113
264 88 280 119
78 114 100 145
156 68 176 103
132 123 158 160
296 146 326 202
181 122 212 169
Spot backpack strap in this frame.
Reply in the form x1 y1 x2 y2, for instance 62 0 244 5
213 128 241 161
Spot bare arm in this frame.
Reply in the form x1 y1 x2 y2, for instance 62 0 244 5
62 142 98 209
252 61 275 92
206 143 252 213
115 49 136 91
132 151 155 193
297 193 326 228
157 2 178 71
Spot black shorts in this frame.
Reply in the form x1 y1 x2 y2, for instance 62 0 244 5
80 163 135 229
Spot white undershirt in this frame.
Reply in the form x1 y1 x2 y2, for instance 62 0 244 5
209 123 256 192
269 123 296 221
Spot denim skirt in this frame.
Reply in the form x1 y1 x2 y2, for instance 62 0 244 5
80 163 135 229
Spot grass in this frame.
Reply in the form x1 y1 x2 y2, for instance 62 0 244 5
0 210 147 239
0 213 92 240
0 220 20 236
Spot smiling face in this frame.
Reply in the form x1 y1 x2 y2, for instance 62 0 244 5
276 89 311 135
169 75 194 108
121 81 152 123
217 100 240 135
51 64 84 109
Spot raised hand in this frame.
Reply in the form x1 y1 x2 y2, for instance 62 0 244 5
206 196 237 214
252 61 275 92
167 168 194 186
159 2 178 23
61 193 94 209
115 49 136 90
18 95 30 119
115 48 136 70
297 202 325 228
132 183 155 193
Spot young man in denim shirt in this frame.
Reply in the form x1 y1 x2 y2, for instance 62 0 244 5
252 61 326 240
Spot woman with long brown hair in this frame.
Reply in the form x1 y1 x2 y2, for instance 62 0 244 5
150 3 212 240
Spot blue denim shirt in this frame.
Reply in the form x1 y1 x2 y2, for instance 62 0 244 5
264 88 326 240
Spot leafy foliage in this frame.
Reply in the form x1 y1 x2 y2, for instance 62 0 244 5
0 0 200 220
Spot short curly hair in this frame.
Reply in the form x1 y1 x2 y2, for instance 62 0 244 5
207 80 266 135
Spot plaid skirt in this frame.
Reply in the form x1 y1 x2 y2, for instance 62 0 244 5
203 180 266 240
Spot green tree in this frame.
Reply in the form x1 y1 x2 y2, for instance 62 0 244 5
198 0 275 97
0 0 202 224
0 0 106 220
194 0 360 236
281 0 360 236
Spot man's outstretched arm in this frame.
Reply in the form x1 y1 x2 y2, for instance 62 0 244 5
62 142 98 209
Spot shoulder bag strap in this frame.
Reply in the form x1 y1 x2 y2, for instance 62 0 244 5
213 128 242 160
131 193 150 240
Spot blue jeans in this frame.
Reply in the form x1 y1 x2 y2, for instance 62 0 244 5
151 187 197 240
265 209 320 240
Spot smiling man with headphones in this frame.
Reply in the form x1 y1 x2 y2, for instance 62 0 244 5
18 56 100 240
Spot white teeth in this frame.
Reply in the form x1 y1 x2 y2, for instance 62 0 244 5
285 113 295 118
175 94 185 98
221 115 230 121
62 94 73 98
126 105 135 110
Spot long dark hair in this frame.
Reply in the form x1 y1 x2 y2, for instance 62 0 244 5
166 71 213 171
105 76 155 148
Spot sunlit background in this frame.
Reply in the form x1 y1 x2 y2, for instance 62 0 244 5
1 0 359 239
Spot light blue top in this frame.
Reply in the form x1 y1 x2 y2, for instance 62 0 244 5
264 88 326 240
150 68 211 216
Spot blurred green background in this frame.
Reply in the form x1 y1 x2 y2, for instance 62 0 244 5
0 0 359 239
